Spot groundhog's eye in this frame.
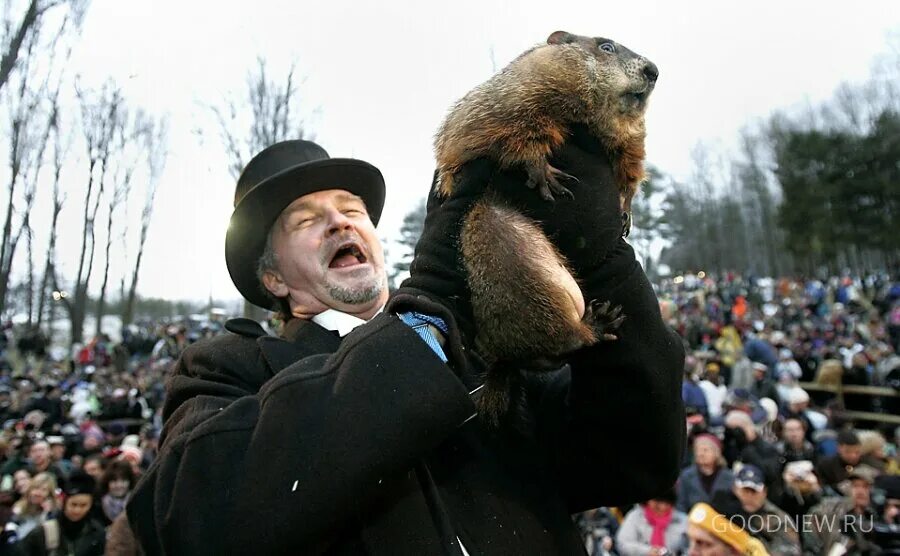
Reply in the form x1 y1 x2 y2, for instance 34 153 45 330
599 42 615 54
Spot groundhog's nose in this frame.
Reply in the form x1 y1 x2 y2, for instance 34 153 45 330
643 61 659 84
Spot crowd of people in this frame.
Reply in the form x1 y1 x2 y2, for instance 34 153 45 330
576 272 900 555
0 318 222 555
0 272 897 554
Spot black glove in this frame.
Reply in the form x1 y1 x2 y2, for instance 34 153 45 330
484 123 626 272
387 159 495 383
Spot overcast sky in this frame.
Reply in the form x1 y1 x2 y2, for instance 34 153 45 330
20 0 900 304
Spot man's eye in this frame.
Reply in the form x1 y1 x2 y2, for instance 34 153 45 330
599 42 615 53
343 208 364 216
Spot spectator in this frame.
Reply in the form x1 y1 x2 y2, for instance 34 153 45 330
25 441 65 483
723 411 783 502
574 508 619 556
815 429 864 493
699 364 728 421
749 364 780 408
677 434 734 513
803 466 881 555
713 465 800 555
685 503 768 555
98 461 134 524
10 473 57 539
17 471 105 556
775 417 816 464
616 490 688 556
872 474 900 553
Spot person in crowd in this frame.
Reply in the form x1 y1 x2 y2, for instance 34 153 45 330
574 507 620 556
775 348 802 381
872 474 900 553
816 429 865 493
776 417 816 464
616 490 688 556
699 364 728 421
749 363 780 407
10 473 57 539
685 503 769 556
677 434 735 513
858 430 890 473
712 465 800 555
23 442 64 485
803 467 881 555
45 437 72 477
124 138 685 553
17 471 105 556
79 456 104 484
98 461 134 525
723 411 783 501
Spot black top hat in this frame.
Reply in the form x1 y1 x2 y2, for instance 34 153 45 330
225 140 385 309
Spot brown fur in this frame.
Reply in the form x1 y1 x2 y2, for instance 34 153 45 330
461 197 598 424
435 31 656 214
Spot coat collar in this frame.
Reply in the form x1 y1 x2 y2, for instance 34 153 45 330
257 318 342 376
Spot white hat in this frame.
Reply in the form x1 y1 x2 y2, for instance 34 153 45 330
788 387 810 405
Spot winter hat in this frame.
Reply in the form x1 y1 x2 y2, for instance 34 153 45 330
63 471 96 497
688 503 769 555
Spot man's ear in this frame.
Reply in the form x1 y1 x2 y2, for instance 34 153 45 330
261 270 289 298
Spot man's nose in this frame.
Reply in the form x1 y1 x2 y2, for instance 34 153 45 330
325 209 353 235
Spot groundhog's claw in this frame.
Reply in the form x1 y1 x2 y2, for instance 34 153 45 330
525 162 577 201
584 299 625 341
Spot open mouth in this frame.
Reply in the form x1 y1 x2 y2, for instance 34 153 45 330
328 242 368 269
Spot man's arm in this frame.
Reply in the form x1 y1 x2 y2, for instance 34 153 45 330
532 239 686 512
127 314 475 555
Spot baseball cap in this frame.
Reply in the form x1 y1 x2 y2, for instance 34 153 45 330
734 465 766 491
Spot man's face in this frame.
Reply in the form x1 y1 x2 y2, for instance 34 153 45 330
263 189 388 318
29 442 50 466
687 525 739 556
850 479 870 509
733 485 767 513
838 443 862 466
782 419 805 447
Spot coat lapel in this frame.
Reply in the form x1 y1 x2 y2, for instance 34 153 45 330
257 318 342 376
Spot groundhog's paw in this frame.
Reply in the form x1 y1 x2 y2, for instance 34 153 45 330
525 161 577 201
584 299 625 341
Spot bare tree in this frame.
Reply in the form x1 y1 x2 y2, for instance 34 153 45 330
210 56 314 317
55 80 124 345
35 96 67 335
121 117 167 327
0 0 87 94
93 110 144 336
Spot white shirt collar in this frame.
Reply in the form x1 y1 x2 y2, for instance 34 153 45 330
311 306 384 337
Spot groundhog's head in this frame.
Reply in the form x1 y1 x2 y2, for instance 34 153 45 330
547 31 658 116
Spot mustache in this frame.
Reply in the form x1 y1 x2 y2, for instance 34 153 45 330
319 233 366 265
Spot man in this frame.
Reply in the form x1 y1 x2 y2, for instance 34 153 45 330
776 418 816 465
712 465 800 555
685 503 768 556
126 138 684 554
723 411 782 502
803 467 881 555
749 363 780 407
815 429 864 493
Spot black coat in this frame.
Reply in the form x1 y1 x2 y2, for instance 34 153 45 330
127 243 684 555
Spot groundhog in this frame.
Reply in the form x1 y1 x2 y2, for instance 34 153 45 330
434 31 657 424
435 30 657 225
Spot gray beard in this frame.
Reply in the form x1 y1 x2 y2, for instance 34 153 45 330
326 278 384 305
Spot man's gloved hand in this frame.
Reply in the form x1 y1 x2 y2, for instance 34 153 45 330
387 159 495 382
485 123 626 273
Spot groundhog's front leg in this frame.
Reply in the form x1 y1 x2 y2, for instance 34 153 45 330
583 300 625 341
524 160 578 201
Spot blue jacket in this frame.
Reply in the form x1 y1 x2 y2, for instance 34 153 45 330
675 465 734 513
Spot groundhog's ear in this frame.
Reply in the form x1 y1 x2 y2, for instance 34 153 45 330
547 31 575 45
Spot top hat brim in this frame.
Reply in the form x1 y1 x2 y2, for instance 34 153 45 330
225 158 385 310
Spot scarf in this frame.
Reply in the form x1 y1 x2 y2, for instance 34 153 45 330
102 493 128 522
643 504 673 548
